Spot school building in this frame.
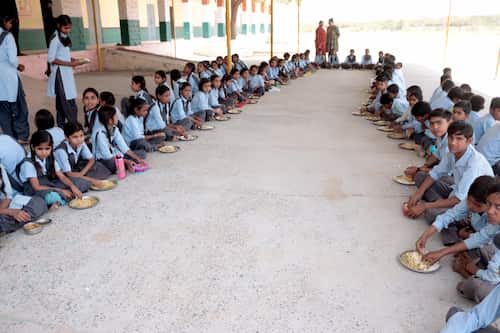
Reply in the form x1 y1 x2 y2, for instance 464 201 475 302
16 0 289 52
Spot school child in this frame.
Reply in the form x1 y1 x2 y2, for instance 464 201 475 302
394 86 423 126
221 74 238 107
47 15 83 128
54 122 111 185
0 14 30 144
152 84 189 138
291 54 304 77
91 106 146 173
385 84 408 118
452 101 473 123
430 75 452 106
198 61 212 80
404 109 452 180
478 125 500 176
403 101 431 144
153 70 176 102
421 178 500 303
183 62 200 94
99 91 126 130
470 94 485 123
82 87 99 134
248 65 265 96
258 62 276 89
441 282 500 333
123 97 166 155
210 60 224 77
227 69 248 102
16 130 90 208
432 86 463 112
0 134 26 183
0 164 47 233
376 51 384 66
238 68 251 93
277 59 291 83
303 50 318 71
341 49 359 69
298 53 308 72
170 82 203 130
267 58 286 85
130 75 153 106
416 175 492 249
362 74 388 114
192 78 224 120
461 83 472 94
231 53 247 71
327 49 340 69
209 75 230 112
216 56 228 74
35 109 65 147
360 49 374 69
378 93 394 120
473 98 500 144
408 121 494 223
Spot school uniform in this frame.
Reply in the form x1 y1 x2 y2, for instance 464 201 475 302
441 286 500 333
342 55 359 69
238 77 249 93
47 32 78 128
192 91 213 120
474 114 497 145
360 55 374 69
367 90 384 113
54 140 111 180
0 134 26 177
227 79 246 102
416 145 493 223
84 107 99 134
170 97 195 130
208 88 222 109
478 124 500 175
123 115 155 154
433 133 449 162
469 111 480 123
430 87 446 106
0 165 47 233
212 67 224 78
160 81 176 103
186 73 200 94
16 155 91 198
91 122 142 172
376 56 384 66
249 75 265 96
431 94 454 111
199 70 212 80
395 106 412 124
46 126 65 147
0 27 29 141
390 97 409 117
145 101 176 139
233 60 247 72
267 67 280 80
329 54 340 68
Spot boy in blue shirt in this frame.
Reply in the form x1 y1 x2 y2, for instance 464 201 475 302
408 121 494 223
473 97 500 144
478 124 500 176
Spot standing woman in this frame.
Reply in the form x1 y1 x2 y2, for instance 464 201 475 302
326 18 340 60
314 21 327 66
0 15 29 143
47 15 83 128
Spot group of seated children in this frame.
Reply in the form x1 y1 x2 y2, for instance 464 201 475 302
359 56 500 331
0 51 319 236
319 49 382 70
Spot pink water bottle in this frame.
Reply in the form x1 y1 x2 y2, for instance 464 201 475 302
115 154 126 180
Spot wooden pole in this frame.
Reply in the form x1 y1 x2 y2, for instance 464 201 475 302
495 48 500 80
270 0 274 57
225 0 232 72
90 0 102 71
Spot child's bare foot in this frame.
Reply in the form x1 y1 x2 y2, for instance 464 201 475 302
50 202 61 211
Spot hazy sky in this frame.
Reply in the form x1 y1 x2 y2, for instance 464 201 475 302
301 0 500 23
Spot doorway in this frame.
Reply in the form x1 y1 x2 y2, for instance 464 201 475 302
39 0 56 48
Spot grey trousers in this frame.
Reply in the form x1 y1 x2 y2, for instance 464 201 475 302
55 68 78 128
415 172 454 224
0 196 48 233
446 307 500 332
14 77 30 140
0 101 16 137
174 118 193 131
457 277 498 303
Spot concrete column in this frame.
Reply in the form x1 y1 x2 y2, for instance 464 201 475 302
181 0 192 40
158 0 172 42
118 0 141 46
201 0 211 38
240 0 248 36
250 0 256 35
216 0 225 38
51 0 86 50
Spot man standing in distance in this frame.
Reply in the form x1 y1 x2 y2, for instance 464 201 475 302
326 18 340 60
315 21 327 65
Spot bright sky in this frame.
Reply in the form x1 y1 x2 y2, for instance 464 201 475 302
301 0 500 23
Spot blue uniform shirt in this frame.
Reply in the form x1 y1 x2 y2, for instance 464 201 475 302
171 97 190 123
47 127 65 147
433 133 449 161
0 164 31 209
429 145 494 201
191 91 211 112
478 124 500 166
91 122 130 160
146 101 168 131
18 156 62 183
54 140 93 173
123 115 145 145
209 88 221 108
433 199 487 233
473 113 497 144
0 135 26 176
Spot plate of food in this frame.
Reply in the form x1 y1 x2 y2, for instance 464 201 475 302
398 250 440 273
215 115 231 121
34 218 52 225
377 126 394 133
23 222 42 235
352 111 365 116
373 120 390 126
79 57 91 65
365 116 382 121
90 180 118 191
399 142 420 151
387 132 408 140
392 175 416 186
158 145 180 154
69 196 100 210
178 134 198 141
227 109 242 115
198 124 215 131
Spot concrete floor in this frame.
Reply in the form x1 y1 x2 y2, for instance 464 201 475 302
0 68 474 332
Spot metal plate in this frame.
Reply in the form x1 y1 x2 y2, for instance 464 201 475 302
23 222 43 235
365 116 381 121
34 218 52 225
227 109 242 115
158 145 180 154
178 135 198 142
198 125 215 131
351 111 364 116
377 126 394 132
398 250 441 273
387 133 408 140
399 142 420 150
90 180 118 191
392 175 416 186
69 196 100 210
373 120 390 126
215 116 231 121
